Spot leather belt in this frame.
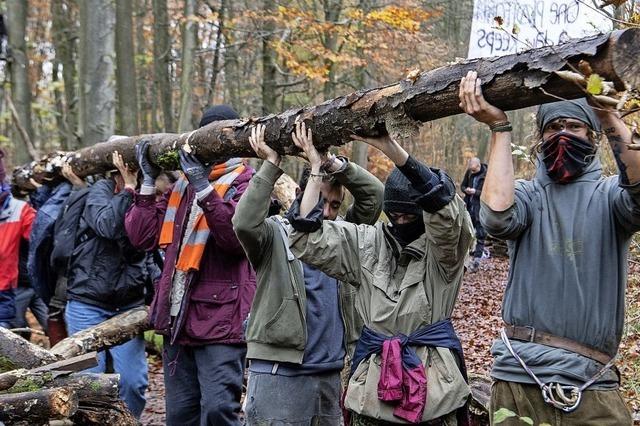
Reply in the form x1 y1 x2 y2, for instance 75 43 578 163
504 324 612 365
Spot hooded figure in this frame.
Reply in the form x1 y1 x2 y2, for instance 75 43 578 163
287 126 475 424
0 149 36 328
125 104 256 426
460 68 640 424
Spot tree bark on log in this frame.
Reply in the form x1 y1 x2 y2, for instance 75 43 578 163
0 327 59 371
12 29 640 190
50 306 150 359
0 387 78 424
0 353 99 391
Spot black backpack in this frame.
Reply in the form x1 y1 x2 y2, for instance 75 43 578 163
50 187 91 271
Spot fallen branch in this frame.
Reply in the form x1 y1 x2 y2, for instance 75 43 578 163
5 91 39 161
0 353 98 391
50 306 150 359
12 29 640 191
0 326 59 371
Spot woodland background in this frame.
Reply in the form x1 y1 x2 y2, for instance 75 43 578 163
0 0 637 185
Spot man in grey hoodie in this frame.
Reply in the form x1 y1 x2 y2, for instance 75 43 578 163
459 70 640 425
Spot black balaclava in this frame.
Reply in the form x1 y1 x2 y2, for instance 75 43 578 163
384 168 425 247
536 99 601 183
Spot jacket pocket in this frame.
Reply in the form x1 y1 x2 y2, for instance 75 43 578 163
264 297 305 348
185 280 239 341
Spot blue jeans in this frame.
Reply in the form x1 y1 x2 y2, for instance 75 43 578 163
0 289 15 327
65 300 148 418
163 340 246 426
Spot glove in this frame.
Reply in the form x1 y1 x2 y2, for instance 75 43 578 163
135 140 160 186
179 149 210 193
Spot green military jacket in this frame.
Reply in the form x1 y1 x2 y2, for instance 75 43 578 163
289 191 474 422
232 159 384 364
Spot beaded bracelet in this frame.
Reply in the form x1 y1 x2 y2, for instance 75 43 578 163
489 120 513 133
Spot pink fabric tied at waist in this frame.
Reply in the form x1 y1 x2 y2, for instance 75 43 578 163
378 337 428 423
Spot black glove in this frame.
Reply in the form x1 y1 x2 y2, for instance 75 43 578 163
179 150 210 193
135 140 161 186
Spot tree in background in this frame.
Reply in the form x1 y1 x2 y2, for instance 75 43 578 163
177 0 197 132
116 0 140 136
6 0 34 163
78 0 115 146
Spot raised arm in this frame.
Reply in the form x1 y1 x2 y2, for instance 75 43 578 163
125 140 168 251
323 156 384 225
597 106 640 233
232 124 280 265
459 71 532 239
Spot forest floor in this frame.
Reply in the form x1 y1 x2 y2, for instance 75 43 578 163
139 255 640 425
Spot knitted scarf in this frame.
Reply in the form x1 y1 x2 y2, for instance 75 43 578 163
160 158 245 272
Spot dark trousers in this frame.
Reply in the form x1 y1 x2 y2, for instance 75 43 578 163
469 207 486 259
10 287 48 333
163 340 246 426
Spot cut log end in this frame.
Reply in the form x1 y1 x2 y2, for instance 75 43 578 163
611 29 640 91
51 387 78 418
0 387 79 422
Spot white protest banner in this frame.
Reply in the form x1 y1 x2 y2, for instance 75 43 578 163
468 0 613 59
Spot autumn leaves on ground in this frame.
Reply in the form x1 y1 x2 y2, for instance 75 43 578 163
138 253 640 424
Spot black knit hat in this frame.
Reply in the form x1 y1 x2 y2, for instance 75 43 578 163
199 104 239 128
383 168 422 215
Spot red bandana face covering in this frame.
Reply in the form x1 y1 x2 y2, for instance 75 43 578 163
541 132 596 184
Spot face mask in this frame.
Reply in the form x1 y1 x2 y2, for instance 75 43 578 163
389 218 425 247
541 132 596 184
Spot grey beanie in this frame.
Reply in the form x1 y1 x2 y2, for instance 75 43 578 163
536 98 601 133
383 168 422 215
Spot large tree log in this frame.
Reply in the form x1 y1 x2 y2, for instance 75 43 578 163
0 387 78 424
52 372 136 425
0 353 99 391
0 327 59 371
12 29 640 190
50 306 150 359
0 372 134 425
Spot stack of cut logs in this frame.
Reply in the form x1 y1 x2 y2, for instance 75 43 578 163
0 307 149 425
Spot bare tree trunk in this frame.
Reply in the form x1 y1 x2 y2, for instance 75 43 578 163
351 0 370 168
206 0 226 107
115 0 140 135
79 0 116 146
261 0 278 114
177 0 198 132
152 0 173 132
12 30 640 189
6 0 34 164
136 0 151 132
223 1 240 109
322 0 343 101
51 0 79 150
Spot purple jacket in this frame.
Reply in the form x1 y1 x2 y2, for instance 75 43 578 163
124 167 256 346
